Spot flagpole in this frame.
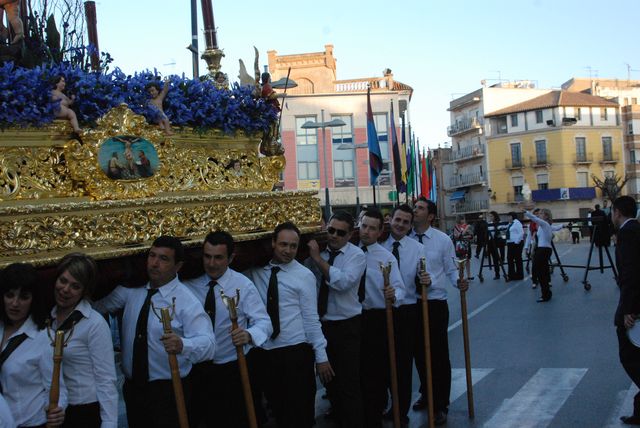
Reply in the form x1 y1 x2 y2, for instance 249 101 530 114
402 113 408 204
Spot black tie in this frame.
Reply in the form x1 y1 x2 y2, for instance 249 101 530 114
204 280 217 328
132 288 158 385
318 250 340 318
392 241 401 267
267 266 281 339
416 233 425 244
358 246 368 303
56 310 84 332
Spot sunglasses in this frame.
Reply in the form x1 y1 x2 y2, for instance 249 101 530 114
327 227 348 237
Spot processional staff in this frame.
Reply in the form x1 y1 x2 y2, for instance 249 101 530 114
418 257 435 428
152 298 189 428
220 289 258 428
381 262 400 428
47 326 73 415
455 258 475 418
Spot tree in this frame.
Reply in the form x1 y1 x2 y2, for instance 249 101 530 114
591 173 629 203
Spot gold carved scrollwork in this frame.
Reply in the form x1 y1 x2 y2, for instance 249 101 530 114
0 191 321 263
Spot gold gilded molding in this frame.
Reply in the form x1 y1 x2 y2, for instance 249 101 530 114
0 190 321 266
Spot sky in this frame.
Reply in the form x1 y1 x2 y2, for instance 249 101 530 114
94 0 640 149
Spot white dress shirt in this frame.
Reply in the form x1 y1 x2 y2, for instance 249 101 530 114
0 394 15 428
94 276 216 380
0 317 67 427
50 299 118 428
382 235 425 305
245 260 328 363
410 227 459 301
524 211 564 249
359 242 405 310
507 219 524 244
304 242 366 321
184 269 272 364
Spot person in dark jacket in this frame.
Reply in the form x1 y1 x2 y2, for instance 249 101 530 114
611 196 640 425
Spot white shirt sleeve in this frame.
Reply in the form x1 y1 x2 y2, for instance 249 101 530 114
298 269 328 363
87 316 118 428
93 286 128 315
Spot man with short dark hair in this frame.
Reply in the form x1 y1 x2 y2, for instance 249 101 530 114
382 204 430 425
611 196 640 425
358 208 405 428
245 222 333 428
184 231 272 428
95 236 216 428
305 210 366 428
506 212 524 281
409 198 469 426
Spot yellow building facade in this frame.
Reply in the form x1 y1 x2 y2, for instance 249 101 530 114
485 91 623 218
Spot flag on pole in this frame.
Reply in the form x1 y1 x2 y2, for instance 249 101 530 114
389 101 406 194
431 161 437 202
406 126 414 196
420 148 430 198
366 87 383 186
400 113 408 187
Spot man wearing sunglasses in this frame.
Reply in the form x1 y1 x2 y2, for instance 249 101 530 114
382 204 431 426
306 211 366 428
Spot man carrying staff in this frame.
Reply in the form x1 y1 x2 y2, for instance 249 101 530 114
382 204 431 426
245 222 333 428
305 211 366 428
611 196 640 425
185 231 272 428
94 236 216 428
409 198 469 426
358 208 405 428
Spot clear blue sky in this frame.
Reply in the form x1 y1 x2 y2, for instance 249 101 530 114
97 0 640 148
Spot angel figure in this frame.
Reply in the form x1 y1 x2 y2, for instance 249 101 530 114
50 76 81 133
145 78 173 135
0 0 24 44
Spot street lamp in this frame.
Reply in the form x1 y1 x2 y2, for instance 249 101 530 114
301 110 346 220
337 142 368 215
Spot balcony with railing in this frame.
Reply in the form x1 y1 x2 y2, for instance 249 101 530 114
452 199 489 214
506 192 525 203
447 172 487 189
573 153 593 165
505 158 525 170
447 117 483 137
443 144 485 163
599 153 619 164
529 156 551 168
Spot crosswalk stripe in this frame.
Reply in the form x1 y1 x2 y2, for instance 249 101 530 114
483 368 587 428
605 383 639 427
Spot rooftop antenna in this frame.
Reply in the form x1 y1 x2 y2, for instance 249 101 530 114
584 66 599 80
625 63 640 82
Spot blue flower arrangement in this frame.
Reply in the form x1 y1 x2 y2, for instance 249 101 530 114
0 63 278 135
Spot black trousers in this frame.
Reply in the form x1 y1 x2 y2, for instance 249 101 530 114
322 315 363 428
618 326 640 416
264 343 316 428
390 304 417 420
62 402 100 428
533 247 552 299
123 376 191 428
188 359 253 428
414 299 451 413
361 308 390 428
507 241 524 280
486 240 502 277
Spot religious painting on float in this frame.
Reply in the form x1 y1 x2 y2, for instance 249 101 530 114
98 136 159 180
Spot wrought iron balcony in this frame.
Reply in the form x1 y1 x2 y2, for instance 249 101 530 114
452 199 489 214
529 156 550 167
447 172 486 189
443 144 485 163
505 158 525 169
573 153 593 165
600 153 619 164
447 117 483 137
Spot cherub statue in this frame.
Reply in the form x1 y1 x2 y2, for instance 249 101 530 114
50 76 81 133
0 0 24 45
258 71 284 156
213 71 229 90
145 78 173 135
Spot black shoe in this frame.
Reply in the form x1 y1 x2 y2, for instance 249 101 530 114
621 415 640 425
467 276 474 281
537 296 551 303
434 410 447 426
412 396 428 410
494 275 500 280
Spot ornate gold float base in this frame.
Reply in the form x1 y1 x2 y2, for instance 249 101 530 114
0 190 321 267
